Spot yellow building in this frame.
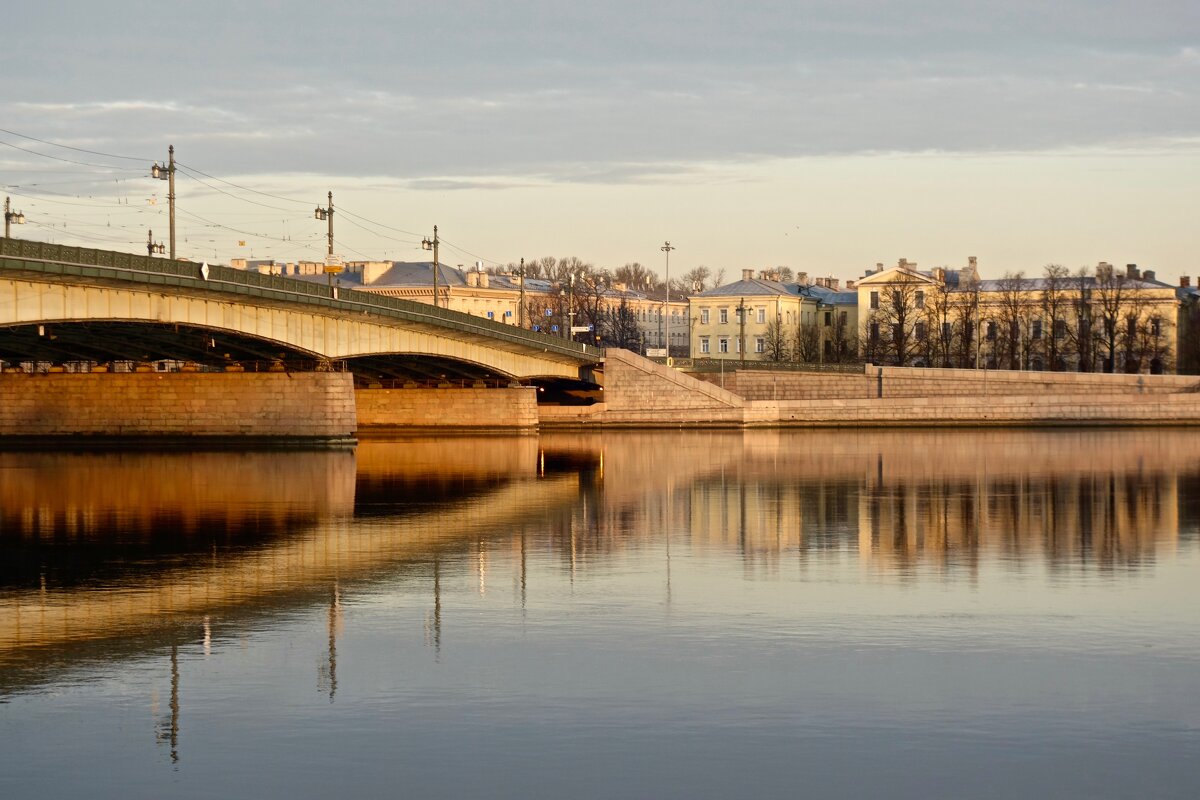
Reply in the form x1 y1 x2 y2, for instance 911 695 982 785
857 258 1180 373
689 269 858 362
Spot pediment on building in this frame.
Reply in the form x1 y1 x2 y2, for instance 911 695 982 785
855 266 939 287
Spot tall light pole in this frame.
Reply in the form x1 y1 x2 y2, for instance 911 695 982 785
4 197 26 238
517 258 527 328
146 229 165 257
150 145 175 259
566 272 576 340
314 191 338 288
422 226 441 308
661 241 675 351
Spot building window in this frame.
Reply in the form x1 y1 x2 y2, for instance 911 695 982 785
942 321 952 342
824 311 832 326
756 308 765 324
915 322 927 341
870 291 879 310
719 338 729 353
915 291 925 309
1054 319 1066 339
719 308 728 324
700 308 709 325
700 338 710 354
1151 317 1162 337
1032 319 1042 340
870 322 879 343
1127 318 1137 338
755 337 764 353
986 321 997 341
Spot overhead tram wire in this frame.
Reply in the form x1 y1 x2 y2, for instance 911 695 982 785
0 127 150 163
0 139 146 172
172 162 312 207
174 166 304 213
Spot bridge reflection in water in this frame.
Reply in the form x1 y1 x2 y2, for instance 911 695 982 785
1 429 1197 765
2 431 1196 656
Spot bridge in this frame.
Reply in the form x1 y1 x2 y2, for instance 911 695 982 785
0 238 602 384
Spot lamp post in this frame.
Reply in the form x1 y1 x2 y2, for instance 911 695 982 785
565 272 576 340
660 241 675 351
4 197 26 238
314 191 339 288
517 258 527 328
146 229 165 257
150 145 175 259
422 226 440 308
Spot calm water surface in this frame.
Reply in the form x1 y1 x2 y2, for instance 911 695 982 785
1 430 1198 799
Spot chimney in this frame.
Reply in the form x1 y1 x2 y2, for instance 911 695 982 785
934 267 946 283
846 279 856 290
1143 270 1155 282
875 262 884 274
968 256 977 269
1181 276 1191 288
466 271 480 288
1126 263 1139 280
613 281 627 292
742 268 754 281
479 271 489 289
829 278 840 290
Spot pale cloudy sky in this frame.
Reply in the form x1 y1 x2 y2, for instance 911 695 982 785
3 1 1199 281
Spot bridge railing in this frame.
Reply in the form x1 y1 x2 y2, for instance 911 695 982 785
0 238 603 362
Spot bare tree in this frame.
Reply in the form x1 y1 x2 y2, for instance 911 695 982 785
603 298 641 350
875 276 926 366
1094 264 1133 373
1040 264 1070 371
950 280 980 368
763 316 791 362
683 266 712 293
1065 266 1098 373
793 320 821 363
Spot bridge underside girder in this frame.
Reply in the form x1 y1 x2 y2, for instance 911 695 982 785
0 321 596 389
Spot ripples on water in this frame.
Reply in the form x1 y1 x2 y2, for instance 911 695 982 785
1 430 1198 799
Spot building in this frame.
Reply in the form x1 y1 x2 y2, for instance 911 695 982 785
689 269 858 362
857 258 1181 373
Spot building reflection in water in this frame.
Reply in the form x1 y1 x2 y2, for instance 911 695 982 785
0 429 1198 706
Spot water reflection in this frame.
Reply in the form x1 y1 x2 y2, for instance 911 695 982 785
1 430 1198 794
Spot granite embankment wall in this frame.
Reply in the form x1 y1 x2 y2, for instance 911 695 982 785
0 371 356 441
542 352 1200 428
356 387 539 432
690 366 1200 401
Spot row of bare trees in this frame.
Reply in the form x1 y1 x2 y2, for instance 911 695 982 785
749 312 859 365
497 256 725 296
861 264 1173 373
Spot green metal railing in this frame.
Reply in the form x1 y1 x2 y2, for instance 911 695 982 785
0 238 603 363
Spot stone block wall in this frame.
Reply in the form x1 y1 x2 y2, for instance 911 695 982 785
0 371 356 440
691 366 1200 401
355 387 539 431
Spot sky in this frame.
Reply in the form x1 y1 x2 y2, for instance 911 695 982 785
2 1 1199 282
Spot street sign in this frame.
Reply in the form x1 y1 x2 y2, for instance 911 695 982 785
324 254 343 274
570 326 591 333
646 348 668 357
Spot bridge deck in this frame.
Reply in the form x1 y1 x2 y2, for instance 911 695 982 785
0 238 602 364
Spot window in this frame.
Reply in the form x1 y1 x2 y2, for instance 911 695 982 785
719 308 728 324
824 311 832 326
942 321 952 342
1127 318 1137 338
1151 318 1162 337
915 291 925 309
735 338 742 353
755 337 764 353
915 322 927 341
719 338 729 353
756 308 765 324
700 308 709 325
986 321 997 341
700 338 710 354
1032 319 1042 340
870 322 879 343
870 291 879 310
1054 319 1066 340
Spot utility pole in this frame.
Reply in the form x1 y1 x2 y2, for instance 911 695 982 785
518 258 527 328
4 197 26 238
739 297 747 368
661 241 674 352
146 229 164 257
565 272 576 340
422 226 440 308
314 192 338 288
151 146 176 259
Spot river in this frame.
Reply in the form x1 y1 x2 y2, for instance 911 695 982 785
1 429 1198 798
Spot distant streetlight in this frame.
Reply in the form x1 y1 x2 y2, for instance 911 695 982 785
4 197 26 238
516 258 527 328
150 145 176 259
146 229 165 257
660 241 675 350
314 191 339 288
421 226 440 308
